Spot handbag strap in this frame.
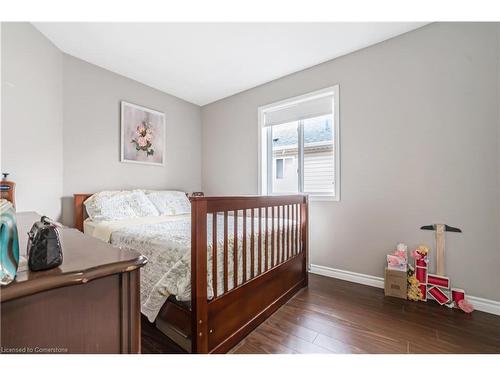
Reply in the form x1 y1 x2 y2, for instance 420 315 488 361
41 216 62 228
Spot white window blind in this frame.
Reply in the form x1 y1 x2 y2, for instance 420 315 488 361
263 94 333 127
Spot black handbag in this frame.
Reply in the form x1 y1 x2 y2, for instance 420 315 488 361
27 216 63 271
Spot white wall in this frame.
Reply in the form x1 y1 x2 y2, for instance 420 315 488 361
61 54 202 226
201 23 500 301
1 24 2 172
1 23 63 219
1 23 202 226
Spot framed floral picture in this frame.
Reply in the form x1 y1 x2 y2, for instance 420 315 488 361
120 101 165 166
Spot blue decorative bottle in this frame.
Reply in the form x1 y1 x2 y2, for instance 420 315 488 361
0 198 20 285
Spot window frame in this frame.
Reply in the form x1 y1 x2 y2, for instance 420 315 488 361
258 85 340 202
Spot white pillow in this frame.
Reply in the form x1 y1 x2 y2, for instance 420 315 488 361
84 190 159 222
145 190 191 216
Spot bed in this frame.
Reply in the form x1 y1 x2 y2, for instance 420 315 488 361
74 191 309 353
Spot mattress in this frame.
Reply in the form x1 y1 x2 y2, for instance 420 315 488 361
83 218 98 237
84 214 297 322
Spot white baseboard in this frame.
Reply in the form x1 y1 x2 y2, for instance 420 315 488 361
310 264 384 288
309 264 500 316
466 296 500 316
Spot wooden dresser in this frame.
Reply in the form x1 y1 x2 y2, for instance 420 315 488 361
0 212 147 354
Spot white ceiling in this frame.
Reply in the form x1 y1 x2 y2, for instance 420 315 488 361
34 22 427 106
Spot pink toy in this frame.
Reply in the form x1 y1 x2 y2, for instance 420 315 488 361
387 255 401 266
428 274 450 288
452 288 465 304
394 243 407 260
458 299 474 313
411 250 422 260
418 284 427 302
415 267 427 283
428 286 450 305
386 243 408 271
451 288 474 313
416 258 427 267
411 245 429 262
406 245 474 313
387 254 406 271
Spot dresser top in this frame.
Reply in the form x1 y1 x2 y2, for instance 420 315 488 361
1 212 147 302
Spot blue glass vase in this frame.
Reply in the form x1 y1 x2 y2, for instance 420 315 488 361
0 199 20 285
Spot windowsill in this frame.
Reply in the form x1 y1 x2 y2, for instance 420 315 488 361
309 194 339 202
263 193 339 202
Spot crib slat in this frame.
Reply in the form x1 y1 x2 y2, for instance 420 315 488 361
290 205 293 257
295 204 298 256
258 207 262 274
250 208 255 278
293 204 298 255
295 204 298 255
277 205 280 264
212 213 217 298
223 211 228 293
242 209 247 283
291 204 295 256
294 204 299 254
291 205 294 256
282 206 286 262
297 204 300 253
233 210 238 288
264 206 269 271
271 206 275 267
286 204 290 258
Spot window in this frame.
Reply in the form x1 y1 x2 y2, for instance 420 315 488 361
258 86 340 200
275 157 293 180
276 159 284 179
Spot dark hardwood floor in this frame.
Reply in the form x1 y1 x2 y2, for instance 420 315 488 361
141 316 186 354
141 274 500 354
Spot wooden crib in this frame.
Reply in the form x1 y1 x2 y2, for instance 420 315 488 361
74 194 309 353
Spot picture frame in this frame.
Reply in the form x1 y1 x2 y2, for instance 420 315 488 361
120 101 166 166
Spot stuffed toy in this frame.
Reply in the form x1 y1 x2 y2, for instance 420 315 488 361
394 243 408 260
411 245 429 261
387 242 408 271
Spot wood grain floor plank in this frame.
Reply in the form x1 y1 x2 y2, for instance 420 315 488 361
265 313 319 342
230 341 268 354
276 305 407 353
313 333 366 354
255 323 332 354
244 330 298 354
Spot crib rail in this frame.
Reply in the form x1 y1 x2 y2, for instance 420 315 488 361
190 195 308 353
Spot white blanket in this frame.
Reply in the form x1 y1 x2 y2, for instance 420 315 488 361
88 215 188 243
85 214 297 322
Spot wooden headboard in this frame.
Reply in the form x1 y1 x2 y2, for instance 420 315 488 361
74 194 93 232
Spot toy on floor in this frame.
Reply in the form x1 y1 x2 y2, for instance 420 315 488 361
386 243 408 271
403 223 474 313
458 299 474 313
384 243 409 299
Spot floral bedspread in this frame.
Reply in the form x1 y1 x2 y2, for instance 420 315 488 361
108 214 297 322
